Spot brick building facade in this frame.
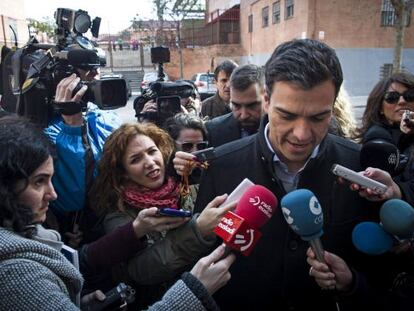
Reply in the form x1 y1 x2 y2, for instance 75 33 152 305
239 0 414 95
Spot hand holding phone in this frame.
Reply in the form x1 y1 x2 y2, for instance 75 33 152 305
192 147 215 162
400 110 414 133
331 164 388 194
157 208 192 218
84 283 135 311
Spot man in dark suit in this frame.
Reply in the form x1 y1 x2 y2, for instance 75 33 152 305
201 60 238 119
206 64 264 147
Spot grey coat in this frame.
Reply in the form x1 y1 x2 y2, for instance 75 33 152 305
0 227 83 311
0 226 218 311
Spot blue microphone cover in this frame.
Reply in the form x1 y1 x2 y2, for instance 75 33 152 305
280 189 323 241
380 199 414 239
352 222 393 255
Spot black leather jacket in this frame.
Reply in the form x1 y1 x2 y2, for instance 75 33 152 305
195 115 385 310
363 124 414 205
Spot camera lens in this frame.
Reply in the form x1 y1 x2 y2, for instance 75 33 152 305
74 12 91 34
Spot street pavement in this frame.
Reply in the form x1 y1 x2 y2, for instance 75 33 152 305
352 96 368 125
113 93 140 123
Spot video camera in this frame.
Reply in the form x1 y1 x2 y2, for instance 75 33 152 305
134 46 196 126
7 8 127 126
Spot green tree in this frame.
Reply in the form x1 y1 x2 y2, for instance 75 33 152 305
131 15 144 31
27 17 56 38
120 29 131 41
151 0 204 45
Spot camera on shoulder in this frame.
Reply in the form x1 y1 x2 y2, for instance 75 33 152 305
134 46 196 127
8 8 127 126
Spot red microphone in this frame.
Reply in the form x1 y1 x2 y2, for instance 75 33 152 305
214 185 278 256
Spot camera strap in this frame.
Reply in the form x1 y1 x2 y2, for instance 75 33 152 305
53 101 85 115
81 120 96 199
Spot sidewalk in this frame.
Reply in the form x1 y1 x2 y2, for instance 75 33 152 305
350 96 368 125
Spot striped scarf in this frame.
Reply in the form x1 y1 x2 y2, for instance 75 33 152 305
123 177 180 210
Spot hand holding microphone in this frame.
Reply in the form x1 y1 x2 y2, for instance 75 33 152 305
190 244 236 295
281 189 325 262
196 194 237 238
213 185 278 256
307 248 353 292
281 189 352 297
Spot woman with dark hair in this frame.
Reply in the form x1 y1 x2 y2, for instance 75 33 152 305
357 72 414 143
164 113 208 152
164 113 209 209
90 122 234 308
0 116 236 310
0 116 85 309
165 113 209 196
356 72 414 203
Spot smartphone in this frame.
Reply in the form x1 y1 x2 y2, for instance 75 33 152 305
331 164 388 194
158 208 192 218
192 147 215 162
403 110 412 123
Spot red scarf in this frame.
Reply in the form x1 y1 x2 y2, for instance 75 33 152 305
123 177 180 210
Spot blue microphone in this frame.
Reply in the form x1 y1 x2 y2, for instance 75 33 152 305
352 222 394 255
380 199 414 239
281 189 325 262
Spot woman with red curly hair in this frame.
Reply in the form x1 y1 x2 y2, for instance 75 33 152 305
90 122 234 308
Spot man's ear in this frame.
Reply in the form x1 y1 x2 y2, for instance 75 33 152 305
263 91 270 114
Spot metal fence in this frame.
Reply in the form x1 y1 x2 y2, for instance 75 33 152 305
181 7 240 47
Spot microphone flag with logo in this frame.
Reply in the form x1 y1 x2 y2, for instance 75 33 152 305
214 185 278 256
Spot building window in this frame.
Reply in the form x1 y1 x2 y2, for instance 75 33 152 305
248 14 253 33
262 6 269 27
381 0 411 26
272 1 281 24
285 0 294 19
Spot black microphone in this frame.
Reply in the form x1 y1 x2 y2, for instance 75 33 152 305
55 49 100 68
360 139 401 175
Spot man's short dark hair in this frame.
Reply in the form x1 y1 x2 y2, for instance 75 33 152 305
230 64 264 92
265 39 343 96
214 59 238 81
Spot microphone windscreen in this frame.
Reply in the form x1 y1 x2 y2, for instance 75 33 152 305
360 140 399 174
67 49 100 67
380 199 414 238
235 185 278 228
280 189 323 241
352 222 393 255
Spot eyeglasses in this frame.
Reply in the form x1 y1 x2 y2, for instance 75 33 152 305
384 90 414 104
176 141 208 152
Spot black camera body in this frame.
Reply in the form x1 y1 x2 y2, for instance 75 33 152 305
7 8 126 126
134 46 196 126
134 80 195 126
84 283 135 311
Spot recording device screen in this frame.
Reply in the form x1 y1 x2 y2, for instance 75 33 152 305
157 96 181 118
151 47 170 64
